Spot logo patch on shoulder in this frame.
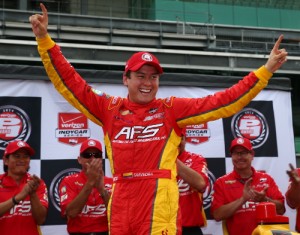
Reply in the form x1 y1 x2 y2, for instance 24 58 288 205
162 97 173 108
225 180 236 184
108 96 122 110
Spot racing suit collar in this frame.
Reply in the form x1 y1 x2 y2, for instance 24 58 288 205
125 95 157 108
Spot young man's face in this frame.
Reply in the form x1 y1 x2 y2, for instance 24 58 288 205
123 65 160 105
4 149 31 176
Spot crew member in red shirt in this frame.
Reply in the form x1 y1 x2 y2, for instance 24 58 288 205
177 130 209 235
0 140 48 235
211 137 285 235
59 138 112 235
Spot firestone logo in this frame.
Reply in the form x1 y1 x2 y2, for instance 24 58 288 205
49 168 81 212
231 108 269 149
0 105 31 150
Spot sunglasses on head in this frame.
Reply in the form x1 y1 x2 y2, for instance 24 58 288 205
80 152 102 159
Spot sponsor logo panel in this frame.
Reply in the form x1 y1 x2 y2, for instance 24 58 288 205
223 101 278 157
56 113 91 146
185 124 211 145
0 97 41 159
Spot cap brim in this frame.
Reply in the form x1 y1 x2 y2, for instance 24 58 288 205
230 144 251 152
4 146 35 158
128 61 163 74
24 147 35 156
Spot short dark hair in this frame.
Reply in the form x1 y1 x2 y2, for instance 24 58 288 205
125 71 131 78
3 156 8 172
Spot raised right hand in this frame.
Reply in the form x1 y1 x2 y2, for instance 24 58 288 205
29 3 48 38
264 35 288 73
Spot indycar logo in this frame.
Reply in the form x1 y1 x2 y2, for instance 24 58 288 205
55 113 91 146
0 105 31 150
231 108 269 149
185 124 210 145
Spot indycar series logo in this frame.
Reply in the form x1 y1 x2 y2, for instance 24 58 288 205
0 105 31 150
55 113 91 146
185 124 210 145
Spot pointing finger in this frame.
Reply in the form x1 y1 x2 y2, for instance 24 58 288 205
272 34 283 52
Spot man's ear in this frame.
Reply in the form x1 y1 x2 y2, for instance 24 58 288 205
3 157 9 166
123 74 128 86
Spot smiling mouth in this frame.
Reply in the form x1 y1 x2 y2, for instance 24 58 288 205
140 89 151 93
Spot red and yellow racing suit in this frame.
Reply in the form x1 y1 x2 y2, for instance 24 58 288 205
36 34 273 235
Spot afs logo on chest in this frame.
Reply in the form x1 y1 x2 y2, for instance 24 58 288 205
115 123 163 139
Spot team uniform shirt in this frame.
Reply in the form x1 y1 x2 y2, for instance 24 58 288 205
59 172 113 233
177 151 209 227
0 172 48 235
211 167 285 235
37 34 273 235
286 168 300 232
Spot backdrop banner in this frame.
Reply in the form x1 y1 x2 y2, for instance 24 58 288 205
0 79 296 235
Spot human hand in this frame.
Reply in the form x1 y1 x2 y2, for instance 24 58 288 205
96 168 105 193
17 174 41 199
264 35 288 73
242 178 254 201
287 163 300 185
252 186 269 202
85 158 103 187
27 174 41 195
29 3 48 38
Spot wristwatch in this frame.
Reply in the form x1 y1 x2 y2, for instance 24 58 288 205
12 196 20 205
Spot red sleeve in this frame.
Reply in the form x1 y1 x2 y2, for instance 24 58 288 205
172 70 270 127
36 179 49 208
210 178 226 219
59 176 78 217
191 153 209 190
